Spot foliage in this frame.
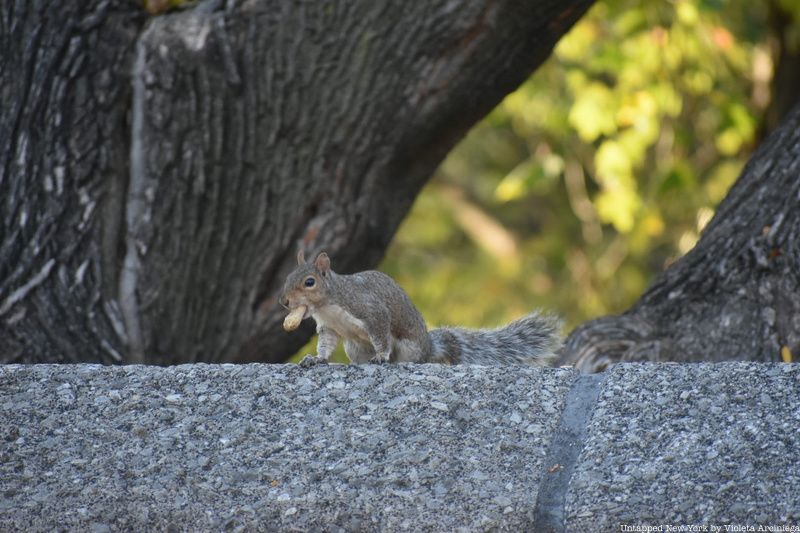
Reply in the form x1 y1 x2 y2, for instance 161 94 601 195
382 0 774 332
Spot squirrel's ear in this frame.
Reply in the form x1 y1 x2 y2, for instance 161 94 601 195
314 252 331 275
296 250 305 265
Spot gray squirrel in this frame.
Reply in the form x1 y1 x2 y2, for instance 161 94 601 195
279 251 561 365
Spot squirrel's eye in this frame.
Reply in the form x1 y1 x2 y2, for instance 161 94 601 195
304 277 316 287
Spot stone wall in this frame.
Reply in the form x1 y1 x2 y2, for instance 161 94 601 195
1 362 798 531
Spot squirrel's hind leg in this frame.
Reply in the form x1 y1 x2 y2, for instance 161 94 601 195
343 339 376 364
366 332 392 364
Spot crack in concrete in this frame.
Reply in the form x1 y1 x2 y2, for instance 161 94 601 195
532 372 606 531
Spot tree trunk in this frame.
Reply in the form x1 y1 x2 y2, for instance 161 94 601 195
1 2 145 364
1 0 593 364
559 102 800 372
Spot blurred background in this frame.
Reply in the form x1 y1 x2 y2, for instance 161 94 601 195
292 0 800 362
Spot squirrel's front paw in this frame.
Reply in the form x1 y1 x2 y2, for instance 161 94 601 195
299 354 329 368
368 355 389 364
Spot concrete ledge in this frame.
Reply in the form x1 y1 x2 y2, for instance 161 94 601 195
1 362 798 531
566 363 800 529
0 364 577 532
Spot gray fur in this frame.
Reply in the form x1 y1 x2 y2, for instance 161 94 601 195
281 252 561 366
430 312 562 365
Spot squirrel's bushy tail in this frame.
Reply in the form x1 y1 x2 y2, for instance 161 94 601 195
429 312 562 365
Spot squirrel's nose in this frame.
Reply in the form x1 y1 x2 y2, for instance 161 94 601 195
279 295 289 308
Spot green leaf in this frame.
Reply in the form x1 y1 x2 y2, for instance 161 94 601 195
569 83 617 142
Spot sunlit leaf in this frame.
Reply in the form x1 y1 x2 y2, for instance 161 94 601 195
677 1 700 26
595 188 642 233
555 20 599 62
651 82 683 118
541 153 565 178
642 212 665 237
594 140 641 234
614 9 648 36
495 161 534 202
715 127 744 155
683 70 714 94
726 102 757 141
569 82 617 142
595 140 634 186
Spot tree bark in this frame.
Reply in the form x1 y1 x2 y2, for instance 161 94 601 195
559 102 800 372
1 1 145 363
1 0 593 364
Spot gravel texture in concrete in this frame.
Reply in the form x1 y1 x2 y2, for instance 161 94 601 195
0 363 577 532
565 362 800 530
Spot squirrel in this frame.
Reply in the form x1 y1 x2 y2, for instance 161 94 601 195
279 251 561 366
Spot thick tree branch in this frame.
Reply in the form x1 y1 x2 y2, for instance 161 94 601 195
1 0 593 363
560 102 800 372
